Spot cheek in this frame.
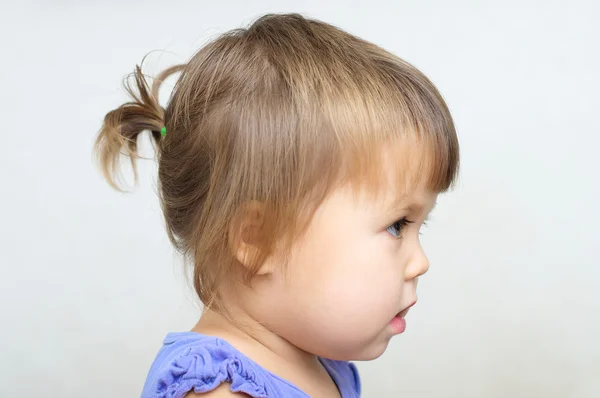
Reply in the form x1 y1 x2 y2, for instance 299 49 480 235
276 234 407 359
265 217 409 358
328 238 404 316
296 228 405 326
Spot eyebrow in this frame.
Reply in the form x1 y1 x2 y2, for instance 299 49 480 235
385 199 437 217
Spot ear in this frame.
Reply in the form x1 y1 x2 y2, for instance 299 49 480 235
228 201 274 276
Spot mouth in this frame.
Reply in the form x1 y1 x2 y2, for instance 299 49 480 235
389 301 417 334
396 300 417 318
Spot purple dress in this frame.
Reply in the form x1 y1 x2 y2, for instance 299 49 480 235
141 332 361 397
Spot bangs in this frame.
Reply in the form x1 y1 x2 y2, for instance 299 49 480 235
318 57 460 201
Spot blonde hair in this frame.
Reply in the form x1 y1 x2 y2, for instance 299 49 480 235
95 13 459 309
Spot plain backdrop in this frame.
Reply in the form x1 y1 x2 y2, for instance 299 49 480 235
1 1 599 397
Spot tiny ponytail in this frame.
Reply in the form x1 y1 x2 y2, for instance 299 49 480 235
94 61 184 190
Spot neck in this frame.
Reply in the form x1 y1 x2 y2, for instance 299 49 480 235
193 306 323 373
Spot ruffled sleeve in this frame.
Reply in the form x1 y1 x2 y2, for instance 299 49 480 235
152 339 269 398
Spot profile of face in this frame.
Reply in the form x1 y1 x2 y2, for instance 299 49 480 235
246 172 438 361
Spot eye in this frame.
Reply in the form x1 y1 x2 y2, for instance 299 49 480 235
386 217 415 239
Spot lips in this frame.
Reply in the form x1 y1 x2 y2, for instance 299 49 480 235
396 300 417 318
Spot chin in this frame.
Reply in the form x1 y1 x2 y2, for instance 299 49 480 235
337 338 391 361
357 340 390 361
310 327 395 361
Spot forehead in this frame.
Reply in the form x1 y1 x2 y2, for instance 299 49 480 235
352 141 439 206
382 186 438 217
340 170 437 222
343 131 451 190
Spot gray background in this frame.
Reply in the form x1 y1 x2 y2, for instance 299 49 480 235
1 0 598 397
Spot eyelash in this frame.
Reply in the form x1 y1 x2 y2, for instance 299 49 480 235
386 217 414 239
386 218 429 239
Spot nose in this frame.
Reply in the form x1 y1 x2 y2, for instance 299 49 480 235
404 243 430 281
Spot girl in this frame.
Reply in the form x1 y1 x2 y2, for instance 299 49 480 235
95 13 459 398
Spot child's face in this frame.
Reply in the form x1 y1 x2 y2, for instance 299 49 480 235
250 175 437 361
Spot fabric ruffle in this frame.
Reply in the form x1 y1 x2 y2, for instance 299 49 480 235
154 339 269 398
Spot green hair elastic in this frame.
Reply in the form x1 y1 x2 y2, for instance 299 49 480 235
160 126 167 137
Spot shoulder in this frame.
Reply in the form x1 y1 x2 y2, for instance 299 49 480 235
141 332 269 398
